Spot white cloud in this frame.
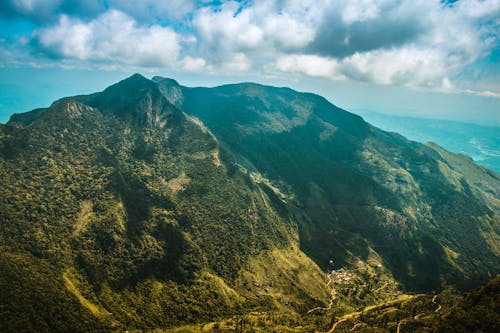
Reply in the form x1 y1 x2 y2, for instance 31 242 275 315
193 3 261 53
463 89 500 98
274 0 500 94
189 0 498 94
476 90 500 98
181 56 207 71
225 53 251 72
5 0 497 95
37 10 181 67
276 54 343 80
275 46 462 90
456 0 500 19
341 47 449 88
341 0 380 24
192 1 316 66
263 13 315 49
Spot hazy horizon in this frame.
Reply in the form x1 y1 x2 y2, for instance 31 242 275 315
1 69 500 127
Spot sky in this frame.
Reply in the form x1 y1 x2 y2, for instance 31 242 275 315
0 0 499 125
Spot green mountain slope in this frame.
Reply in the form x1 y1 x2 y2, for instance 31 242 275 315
0 74 498 332
0 74 328 332
154 77 499 291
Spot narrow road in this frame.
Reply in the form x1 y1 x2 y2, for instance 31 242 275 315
396 320 404 333
397 294 441 331
374 281 388 293
432 295 442 313
328 318 349 333
350 323 363 331
307 273 336 314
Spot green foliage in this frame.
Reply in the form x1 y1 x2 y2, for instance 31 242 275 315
0 75 311 331
178 78 499 291
0 251 110 333
1 74 498 332
432 275 500 332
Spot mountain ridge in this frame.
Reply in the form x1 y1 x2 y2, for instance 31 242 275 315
1 74 498 332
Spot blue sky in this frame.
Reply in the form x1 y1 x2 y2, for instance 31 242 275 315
0 0 499 125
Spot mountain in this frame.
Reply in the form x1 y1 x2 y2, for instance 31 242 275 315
0 74 327 331
354 109 500 173
0 74 498 332
156 76 499 290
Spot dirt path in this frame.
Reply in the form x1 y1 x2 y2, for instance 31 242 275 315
307 273 336 314
350 323 363 331
396 320 404 333
396 295 441 331
374 281 388 293
328 318 364 332
432 295 442 313
328 318 349 333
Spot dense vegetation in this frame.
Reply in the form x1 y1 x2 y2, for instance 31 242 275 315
169 77 499 291
0 74 498 332
0 74 326 331
159 274 500 332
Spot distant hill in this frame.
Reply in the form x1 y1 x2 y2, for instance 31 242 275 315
354 110 500 173
0 74 498 332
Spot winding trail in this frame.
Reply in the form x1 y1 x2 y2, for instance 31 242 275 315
432 295 442 313
396 320 405 333
307 273 336 314
328 318 349 333
374 281 389 293
350 323 364 331
397 295 442 332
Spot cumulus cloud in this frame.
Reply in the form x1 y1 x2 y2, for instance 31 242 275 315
224 52 252 72
340 47 450 87
181 56 207 71
282 0 500 91
276 54 344 80
0 0 499 95
36 10 181 67
341 0 380 24
307 1 424 58
192 1 315 67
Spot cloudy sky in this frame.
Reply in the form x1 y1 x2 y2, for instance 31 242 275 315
0 0 499 125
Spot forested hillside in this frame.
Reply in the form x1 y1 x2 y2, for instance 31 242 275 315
159 76 499 291
0 74 498 332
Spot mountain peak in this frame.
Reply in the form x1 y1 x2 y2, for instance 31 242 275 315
127 72 149 82
105 73 154 92
76 73 180 127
